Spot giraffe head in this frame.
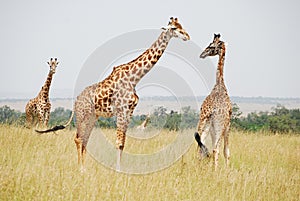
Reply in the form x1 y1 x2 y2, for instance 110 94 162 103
47 58 59 74
200 34 225 58
162 17 190 41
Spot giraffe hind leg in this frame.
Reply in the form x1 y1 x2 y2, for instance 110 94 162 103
74 114 97 172
195 119 211 159
25 103 34 128
223 124 230 167
26 113 33 128
74 136 84 171
74 136 90 173
211 131 220 170
211 122 227 170
194 132 210 158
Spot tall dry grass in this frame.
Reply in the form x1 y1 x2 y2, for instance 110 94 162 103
0 125 299 200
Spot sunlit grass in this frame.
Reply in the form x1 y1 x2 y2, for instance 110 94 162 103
0 125 299 200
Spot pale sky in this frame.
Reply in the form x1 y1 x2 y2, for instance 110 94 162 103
1 0 299 99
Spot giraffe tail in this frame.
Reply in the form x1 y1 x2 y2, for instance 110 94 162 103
35 111 75 134
194 132 210 158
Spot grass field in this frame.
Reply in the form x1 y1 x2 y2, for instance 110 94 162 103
0 125 299 201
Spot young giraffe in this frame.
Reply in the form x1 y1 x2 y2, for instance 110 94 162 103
36 18 190 171
194 34 232 169
25 58 59 128
137 114 150 130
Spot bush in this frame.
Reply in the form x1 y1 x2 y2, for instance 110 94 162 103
232 104 300 134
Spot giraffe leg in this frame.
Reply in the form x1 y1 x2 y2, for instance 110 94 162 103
211 133 221 170
37 109 45 129
44 107 50 127
74 117 96 172
211 120 224 170
25 102 34 128
115 121 127 172
212 147 220 170
223 123 230 167
82 144 87 169
196 118 211 159
74 141 86 173
26 112 33 129
115 105 135 171
74 135 83 170
116 146 123 172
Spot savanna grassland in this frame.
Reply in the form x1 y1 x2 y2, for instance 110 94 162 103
0 125 299 201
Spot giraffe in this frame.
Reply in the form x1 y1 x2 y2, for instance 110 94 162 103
25 58 59 128
194 34 232 169
137 114 150 130
36 17 190 171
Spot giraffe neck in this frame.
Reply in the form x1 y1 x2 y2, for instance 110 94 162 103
216 46 226 85
39 71 53 98
127 31 172 86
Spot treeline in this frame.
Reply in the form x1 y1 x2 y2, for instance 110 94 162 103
0 104 299 134
0 105 198 131
232 104 300 133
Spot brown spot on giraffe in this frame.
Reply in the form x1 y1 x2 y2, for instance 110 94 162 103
195 34 232 170
25 58 59 129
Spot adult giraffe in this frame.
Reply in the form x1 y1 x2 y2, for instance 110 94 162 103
25 58 59 128
194 34 232 170
36 17 190 171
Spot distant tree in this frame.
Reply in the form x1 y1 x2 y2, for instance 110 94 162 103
150 106 168 129
129 114 149 128
231 103 242 120
97 117 116 128
230 103 244 130
267 105 300 133
232 104 300 134
153 106 167 117
164 110 181 131
180 106 198 129
0 105 22 125
49 107 74 127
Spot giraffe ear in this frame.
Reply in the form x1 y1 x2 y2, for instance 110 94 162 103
47 62 50 65
213 34 221 42
56 62 59 65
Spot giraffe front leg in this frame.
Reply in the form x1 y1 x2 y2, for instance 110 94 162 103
115 123 127 172
37 111 45 129
115 110 133 172
44 106 51 127
44 111 49 127
115 93 138 171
